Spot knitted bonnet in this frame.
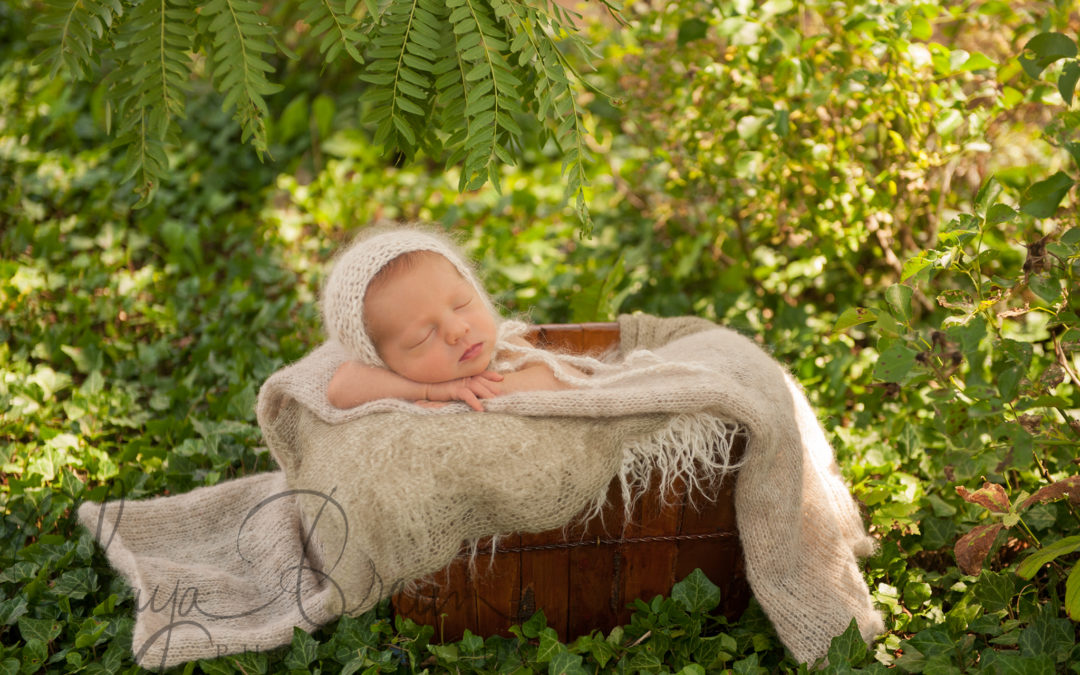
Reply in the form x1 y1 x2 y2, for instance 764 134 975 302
321 224 496 367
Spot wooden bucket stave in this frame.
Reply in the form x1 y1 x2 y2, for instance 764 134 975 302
391 323 749 641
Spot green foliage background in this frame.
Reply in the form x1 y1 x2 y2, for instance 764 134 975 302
2 0 1080 672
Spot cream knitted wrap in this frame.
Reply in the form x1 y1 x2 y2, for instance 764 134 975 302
320 224 495 366
78 314 883 670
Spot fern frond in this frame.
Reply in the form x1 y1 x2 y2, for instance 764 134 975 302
497 0 592 226
29 0 122 79
117 106 171 206
299 0 367 64
200 0 283 154
444 0 524 193
106 0 194 204
362 0 441 159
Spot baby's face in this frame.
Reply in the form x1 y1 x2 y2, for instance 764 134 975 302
364 253 497 384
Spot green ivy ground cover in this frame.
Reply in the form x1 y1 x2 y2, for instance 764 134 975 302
2 0 1080 673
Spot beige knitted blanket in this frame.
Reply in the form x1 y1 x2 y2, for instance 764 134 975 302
78 314 882 669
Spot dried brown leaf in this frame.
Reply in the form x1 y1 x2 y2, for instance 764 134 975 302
955 523 1004 576
938 289 973 310
956 482 1011 513
997 304 1032 320
1017 414 1042 434
1020 476 1080 510
1039 363 1066 389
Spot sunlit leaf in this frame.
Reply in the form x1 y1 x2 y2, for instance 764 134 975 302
1020 172 1074 218
1016 535 1080 579
1018 32 1078 79
885 284 913 324
1059 61 1080 106
832 307 878 334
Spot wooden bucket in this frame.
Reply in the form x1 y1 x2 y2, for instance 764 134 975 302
391 323 749 641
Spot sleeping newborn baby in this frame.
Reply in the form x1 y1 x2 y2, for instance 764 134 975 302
321 225 584 411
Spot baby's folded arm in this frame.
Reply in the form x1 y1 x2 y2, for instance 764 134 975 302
328 362 503 411
327 361 426 409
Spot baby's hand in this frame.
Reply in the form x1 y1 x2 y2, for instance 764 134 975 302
424 371 504 411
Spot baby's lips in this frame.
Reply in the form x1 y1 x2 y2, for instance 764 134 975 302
459 342 483 362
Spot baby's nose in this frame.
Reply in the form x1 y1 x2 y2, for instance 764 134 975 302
446 318 469 342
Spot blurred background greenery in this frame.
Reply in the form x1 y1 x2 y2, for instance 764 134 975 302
2 0 1079 672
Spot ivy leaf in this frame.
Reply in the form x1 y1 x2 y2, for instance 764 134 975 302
0 562 39 585
1018 607 1074 660
0 595 29 626
1018 32 1078 80
74 618 108 648
921 517 956 550
671 568 721 614
974 570 1015 614
197 657 238 675
53 568 98 599
977 649 1054 674
581 636 615 669
19 640 47 672
1020 172 1074 218
283 626 319 670
428 643 459 663
549 651 588 675
907 627 953 657
536 627 563 663
17 616 62 644
521 610 546 638
730 654 765 675
826 618 868 666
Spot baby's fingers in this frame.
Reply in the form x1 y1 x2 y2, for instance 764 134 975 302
461 390 485 412
470 379 501 398
479 370 504 382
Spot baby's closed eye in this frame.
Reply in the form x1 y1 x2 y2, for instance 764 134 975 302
408 328 435 348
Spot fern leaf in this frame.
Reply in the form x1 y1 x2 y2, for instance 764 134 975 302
299 0 366 64
498 0 594 228
362 0 442 160
440 0 527 193
29 0 120 79
200 0 283 154
103 0 194 204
